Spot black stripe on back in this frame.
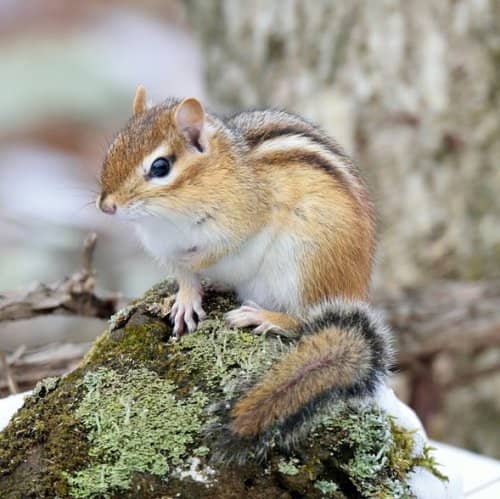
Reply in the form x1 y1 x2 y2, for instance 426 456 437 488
245 125 349 161
255 147 354 195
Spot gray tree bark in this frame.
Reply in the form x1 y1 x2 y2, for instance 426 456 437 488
184 0 500 291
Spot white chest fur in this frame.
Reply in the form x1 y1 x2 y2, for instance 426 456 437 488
134 215 301 313
202 227 302 313
134 215 192 265
133 213 225 268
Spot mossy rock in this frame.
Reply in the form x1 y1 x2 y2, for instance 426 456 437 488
0 282 443 498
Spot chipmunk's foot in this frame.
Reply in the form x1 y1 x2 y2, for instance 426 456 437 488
170 287 206 338
224 301 277 335
225 301 301 338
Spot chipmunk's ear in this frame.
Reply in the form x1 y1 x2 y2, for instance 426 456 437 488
133 85 148 115
174 97 207 153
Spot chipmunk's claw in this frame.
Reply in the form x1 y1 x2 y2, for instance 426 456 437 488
170 292 206 338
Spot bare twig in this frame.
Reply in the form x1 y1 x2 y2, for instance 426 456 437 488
81 232 97 273
0 351 19 394
0 342 90 396
0 233 119 322
7 345 26 365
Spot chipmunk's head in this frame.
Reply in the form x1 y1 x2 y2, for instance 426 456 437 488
97 86 217 219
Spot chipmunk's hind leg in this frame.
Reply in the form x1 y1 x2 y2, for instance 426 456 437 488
225 302 301 338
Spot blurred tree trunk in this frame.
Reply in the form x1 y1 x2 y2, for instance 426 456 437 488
184 0 500 292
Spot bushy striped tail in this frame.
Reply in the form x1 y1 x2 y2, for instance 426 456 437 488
212 300 393 463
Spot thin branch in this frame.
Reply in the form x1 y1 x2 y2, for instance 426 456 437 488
7 345 26 365
374 279 500 426
396 327 500 367
81 232 97 273
0 233 119 322
0 342 91 396
0 351 19 394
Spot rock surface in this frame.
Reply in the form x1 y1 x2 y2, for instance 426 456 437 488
0 282 451 498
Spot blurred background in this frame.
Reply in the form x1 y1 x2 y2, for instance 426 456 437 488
0 0 499 459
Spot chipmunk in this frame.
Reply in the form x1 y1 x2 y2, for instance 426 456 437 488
97 86 391 451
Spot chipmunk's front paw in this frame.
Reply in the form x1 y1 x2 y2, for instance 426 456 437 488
224 301 275 334
170 289 206 338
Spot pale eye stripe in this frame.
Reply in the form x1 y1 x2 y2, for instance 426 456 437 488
134 143 179 186
136 143 172 177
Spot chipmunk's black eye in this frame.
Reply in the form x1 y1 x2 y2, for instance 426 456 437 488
149 157 171 178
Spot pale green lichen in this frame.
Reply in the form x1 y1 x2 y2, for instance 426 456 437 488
314 480 339 495
317 404 447 498
66 367 208 498
277 458 301 476
337 410 394 493
108 304 137 331
193 446 211 457
32 376 60 398
168 318 286 398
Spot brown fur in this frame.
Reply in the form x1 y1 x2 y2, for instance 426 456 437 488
231 325 372 437
259 310 302 334
250 154 374 303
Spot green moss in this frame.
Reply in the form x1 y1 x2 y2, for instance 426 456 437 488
413 445 448 483
85 321 170 373
0 372 90 498
390 419 448 483
387 418 416 476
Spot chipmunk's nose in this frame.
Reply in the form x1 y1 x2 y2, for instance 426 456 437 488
97 193 117 215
